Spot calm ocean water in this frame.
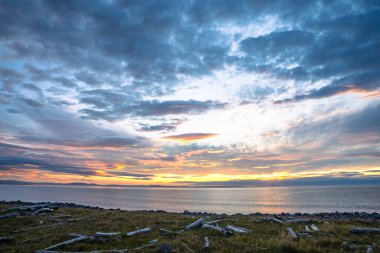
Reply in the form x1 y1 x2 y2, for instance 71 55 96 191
0 185 379 214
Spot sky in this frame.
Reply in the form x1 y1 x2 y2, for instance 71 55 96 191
0 0 379 186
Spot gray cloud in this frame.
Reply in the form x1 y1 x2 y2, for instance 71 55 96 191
80 95 226 121
240 30 315 63
7 108 20 114
0 95 151 150
0 156 96 176
1 0 377 107
267 9 380 103
17 97 44 108
138 118 186 132
282 102 380 162
18 136 148 148
139 123 177 132
129 100 226 117
343 102 380 134
106 171 153 180
0 67 24 91
0 0 232 92
22 83 43 93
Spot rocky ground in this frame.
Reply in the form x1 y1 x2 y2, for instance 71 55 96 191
0 201 379 253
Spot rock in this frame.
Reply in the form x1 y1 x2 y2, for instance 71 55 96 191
156 243 172 253
0 236 15 243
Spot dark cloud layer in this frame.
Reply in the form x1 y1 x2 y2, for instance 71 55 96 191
1 0 378 106
0 156 95 176
0 141 96 176
268 9 380 103
79 93 226 120
0 139 153 179
138 119 186 132
1 0 379 112
343 103 380 134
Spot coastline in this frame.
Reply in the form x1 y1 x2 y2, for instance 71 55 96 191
1 201 379 252
2 200 380 219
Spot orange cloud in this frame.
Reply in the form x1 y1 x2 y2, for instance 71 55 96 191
162 133 218 142
361 90 380 99
335 85 380 99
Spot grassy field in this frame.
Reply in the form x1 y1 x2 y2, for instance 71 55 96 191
0 202 379 253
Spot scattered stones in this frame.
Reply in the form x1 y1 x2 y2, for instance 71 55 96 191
156 243 173 253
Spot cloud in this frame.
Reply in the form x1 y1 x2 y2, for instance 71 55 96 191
17 97 44 107
289 102 380 138
0 94 151 150
106 171 153 180
52 77 77 88
163 133 219 142
2 0 378 107
130 100 226 117
238 86 275 103
343 102 380 134
0 156 96 176
18 136 148 148
0 0 232 91
139 123 178 132
0 0 379 185
0 67 24 91
269 9 380 103
278 102 380 165
7 108 20 114
240 30 315 62
80 97 226 121
138 118 186 132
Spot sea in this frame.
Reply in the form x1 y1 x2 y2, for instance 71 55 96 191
0 185 379 214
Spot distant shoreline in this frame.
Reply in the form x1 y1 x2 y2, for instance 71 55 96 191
1 179 380 188
1 200 379 218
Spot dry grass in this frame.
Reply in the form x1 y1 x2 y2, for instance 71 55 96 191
0 203 379 253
